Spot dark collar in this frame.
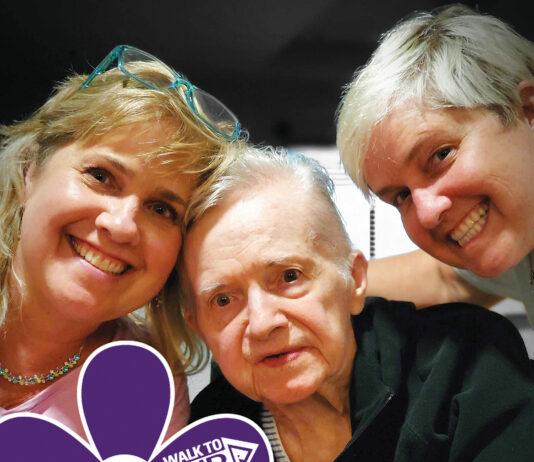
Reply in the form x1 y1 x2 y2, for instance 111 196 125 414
348 298 414 439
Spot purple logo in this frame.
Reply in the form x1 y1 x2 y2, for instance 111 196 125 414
0 341 273 462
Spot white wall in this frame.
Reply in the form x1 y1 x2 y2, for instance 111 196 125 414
296 146 418 259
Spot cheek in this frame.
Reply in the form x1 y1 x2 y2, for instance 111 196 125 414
205 326 244 368
145 231 182 280
401 209 426 244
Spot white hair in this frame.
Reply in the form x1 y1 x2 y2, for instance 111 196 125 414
185 145 353 276
336 4 534 197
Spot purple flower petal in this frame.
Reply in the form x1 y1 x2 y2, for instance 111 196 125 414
80 342 172 460
0 414 100 462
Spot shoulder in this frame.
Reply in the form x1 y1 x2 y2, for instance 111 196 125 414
362 296 524 340
360 298 534 454
189 374 261 424
360 297 531 372
454 257 529 300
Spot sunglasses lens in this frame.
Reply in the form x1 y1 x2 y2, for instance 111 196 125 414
192 89 240 138
121 47 176 88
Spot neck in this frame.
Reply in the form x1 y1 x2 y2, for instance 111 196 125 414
265 388 352 462
0 295 112 377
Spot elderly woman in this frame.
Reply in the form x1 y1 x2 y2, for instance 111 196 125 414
0 45 243 439
182 147 534 461
337 5 534 318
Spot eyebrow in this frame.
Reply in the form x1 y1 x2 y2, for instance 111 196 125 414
265 255 313 268
196 255 314 295
106 157 134 177
103 155 188 207
198 282 225 296
156 188 187 207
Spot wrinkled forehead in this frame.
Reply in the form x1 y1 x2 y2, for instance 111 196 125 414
186 184 308 245
182 183 349 288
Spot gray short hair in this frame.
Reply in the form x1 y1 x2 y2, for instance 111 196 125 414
336 4 534 197
184 145 354 280
185 146 351 253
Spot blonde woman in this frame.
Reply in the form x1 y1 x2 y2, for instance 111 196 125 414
0 45 243 440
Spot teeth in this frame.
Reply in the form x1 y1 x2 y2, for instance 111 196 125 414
70 237 127 275
450 202 488 247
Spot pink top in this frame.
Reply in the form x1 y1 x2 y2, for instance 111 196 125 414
0 319 190 441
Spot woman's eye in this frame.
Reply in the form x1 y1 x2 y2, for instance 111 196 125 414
429 146 455 169
214 294 231 307
86 167 112 184
395 188 411 207
283 269 301 283
427 146 456 173
147 201 178 222
434 147 452 161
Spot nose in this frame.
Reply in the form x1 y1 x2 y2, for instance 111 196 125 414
246 287 288 340
411 187 452 229
95 196 141 245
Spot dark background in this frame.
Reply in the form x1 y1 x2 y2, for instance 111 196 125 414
1 1 532 146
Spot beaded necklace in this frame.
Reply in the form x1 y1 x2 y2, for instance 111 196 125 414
0 343 84 386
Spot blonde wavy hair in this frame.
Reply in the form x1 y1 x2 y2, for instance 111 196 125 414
0 60 245 374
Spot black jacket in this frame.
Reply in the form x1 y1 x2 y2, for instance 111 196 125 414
191 298 534 461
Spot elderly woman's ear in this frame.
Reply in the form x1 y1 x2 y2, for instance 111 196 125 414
349 250 367 316
518 80 534 127
185 308 200 335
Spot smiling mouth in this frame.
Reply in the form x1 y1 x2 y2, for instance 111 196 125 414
70 236 130 275
449 201 489 247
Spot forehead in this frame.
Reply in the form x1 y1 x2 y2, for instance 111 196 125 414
364 105 486 183
79 120 195 178
370 105 466 152
83 120 181 155
184 184 325 278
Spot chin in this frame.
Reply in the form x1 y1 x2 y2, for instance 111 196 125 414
260 378 320 405
467 252 522 278
261 389 313 405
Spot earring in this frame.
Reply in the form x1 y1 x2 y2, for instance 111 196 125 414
152 293 163 310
